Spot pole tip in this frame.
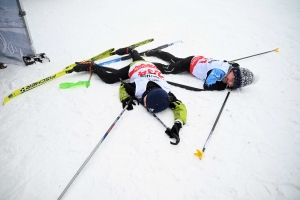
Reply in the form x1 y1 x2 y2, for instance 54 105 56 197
194 149 204 159
275 48 279 52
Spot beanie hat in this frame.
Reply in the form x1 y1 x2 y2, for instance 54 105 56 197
232 67 258 89
146 88 170 113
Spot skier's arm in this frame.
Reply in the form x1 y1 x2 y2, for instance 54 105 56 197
168 92 187 125
204 81 228 91
204 69 227 91
119 83 138 110
164 92 187 141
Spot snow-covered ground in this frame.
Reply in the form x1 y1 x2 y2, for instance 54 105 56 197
1 0 300 199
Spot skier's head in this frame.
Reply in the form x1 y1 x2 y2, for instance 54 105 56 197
144 88 170 113
229 65 259 89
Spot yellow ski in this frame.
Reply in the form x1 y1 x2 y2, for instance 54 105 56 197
3 48 114 105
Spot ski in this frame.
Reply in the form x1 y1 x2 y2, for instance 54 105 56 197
123 38 154 50
97 40 183 66
3 38 154 105
3 48 114 105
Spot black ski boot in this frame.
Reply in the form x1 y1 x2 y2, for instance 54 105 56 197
115 47 134 56
73 61 95 72
142 49 161 57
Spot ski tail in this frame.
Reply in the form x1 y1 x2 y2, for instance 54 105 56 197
110 38 154 56
129 38 154 48
97 40 183 66
3 38 154 105
140 40 183 56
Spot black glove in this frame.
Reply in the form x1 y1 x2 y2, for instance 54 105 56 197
229 61 240 68
165 121 182 138
168 92 182 109
122 97 139 110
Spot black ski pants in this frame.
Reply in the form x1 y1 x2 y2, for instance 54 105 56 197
150 51 193 74
94 50 145 84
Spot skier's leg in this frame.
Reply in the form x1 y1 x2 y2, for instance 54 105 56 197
94 65 130 84
146 50 182 63
129 50 144 61
153 56 193 74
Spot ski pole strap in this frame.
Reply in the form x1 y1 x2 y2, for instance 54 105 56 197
89 62 93 72
87 63 93 88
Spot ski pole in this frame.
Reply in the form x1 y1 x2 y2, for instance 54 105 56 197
231 48 279 62
57 98 133 200
150 112 180 145
167 81 206 91
194 91 231 159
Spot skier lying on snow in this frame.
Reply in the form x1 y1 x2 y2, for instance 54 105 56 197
142 50 259 90
68 47 187 142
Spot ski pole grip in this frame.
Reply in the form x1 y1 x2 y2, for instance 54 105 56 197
125 97 134 108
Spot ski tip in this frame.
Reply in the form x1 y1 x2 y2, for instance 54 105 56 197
3 96 11 105
194 149 204 159
275 48 279 52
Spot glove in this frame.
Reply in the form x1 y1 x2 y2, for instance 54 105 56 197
229 61 240 68
165 121 182 138
122 97 139 110
168 92 181 109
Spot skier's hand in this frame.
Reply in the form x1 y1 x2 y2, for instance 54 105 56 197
228 61 240 68
165 121 182 138
122 97 139 111
168 92 182 109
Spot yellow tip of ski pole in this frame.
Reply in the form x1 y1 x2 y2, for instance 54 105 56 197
275 48 279 52
194 149 204 159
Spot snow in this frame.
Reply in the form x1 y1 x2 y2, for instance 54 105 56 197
1 0 300 199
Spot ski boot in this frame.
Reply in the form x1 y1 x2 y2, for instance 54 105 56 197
73 61 95 72
115 47 134 55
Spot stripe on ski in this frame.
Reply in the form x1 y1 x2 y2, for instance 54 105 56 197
97 40 183 66
3 38 154 105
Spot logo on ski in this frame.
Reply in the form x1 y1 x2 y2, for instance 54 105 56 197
20 74 57 93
